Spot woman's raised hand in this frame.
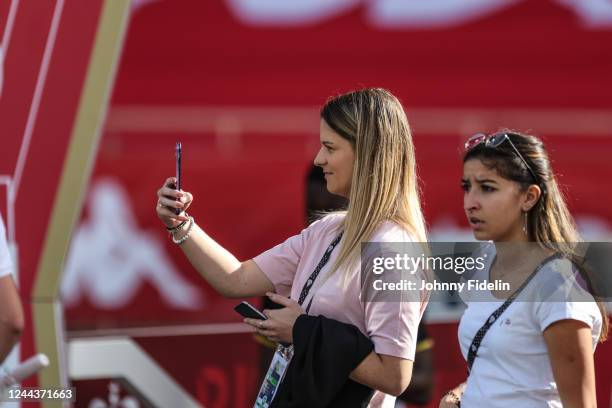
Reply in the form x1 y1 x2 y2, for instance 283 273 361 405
156 177 192 228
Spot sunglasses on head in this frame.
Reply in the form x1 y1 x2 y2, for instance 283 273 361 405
465 132 544 193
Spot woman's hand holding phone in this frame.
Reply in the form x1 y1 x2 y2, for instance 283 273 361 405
156 177 192 228
243 292 304 344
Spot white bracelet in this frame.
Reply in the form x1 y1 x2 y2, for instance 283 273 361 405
171 216 195 245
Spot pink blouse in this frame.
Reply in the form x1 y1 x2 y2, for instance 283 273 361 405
253 214 426 407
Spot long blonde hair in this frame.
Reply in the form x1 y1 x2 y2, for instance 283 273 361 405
320 88 427 279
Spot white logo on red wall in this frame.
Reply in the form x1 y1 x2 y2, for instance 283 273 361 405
89 382 140 408
61 179 204 310
225 0 612 28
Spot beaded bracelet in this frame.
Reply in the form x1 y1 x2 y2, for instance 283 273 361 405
171 216 195 245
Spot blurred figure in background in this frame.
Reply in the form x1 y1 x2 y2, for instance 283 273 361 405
0 214 24 365
304 165 347 224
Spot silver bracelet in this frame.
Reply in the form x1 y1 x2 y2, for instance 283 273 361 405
171 216 195 245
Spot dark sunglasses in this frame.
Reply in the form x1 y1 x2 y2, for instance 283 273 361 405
465 132 544 192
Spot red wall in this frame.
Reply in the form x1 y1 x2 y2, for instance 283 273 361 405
65 0 612 406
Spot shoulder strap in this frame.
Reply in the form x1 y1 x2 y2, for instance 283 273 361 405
466 253 562 375
296 232 343 313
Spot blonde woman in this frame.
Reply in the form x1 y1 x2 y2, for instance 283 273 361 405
156 88 428 407
440 131 608 408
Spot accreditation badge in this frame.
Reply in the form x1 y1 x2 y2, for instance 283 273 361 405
254 345 293 408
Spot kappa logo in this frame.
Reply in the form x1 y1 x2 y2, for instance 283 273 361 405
88 382 140 408
61 178 205 310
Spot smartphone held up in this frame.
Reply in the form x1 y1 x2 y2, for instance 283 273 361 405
174 141 182 215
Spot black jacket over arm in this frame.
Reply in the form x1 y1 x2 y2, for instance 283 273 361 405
270 314 375 408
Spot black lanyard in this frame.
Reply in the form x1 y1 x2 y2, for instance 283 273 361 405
467 253 562 374
296 232 343 314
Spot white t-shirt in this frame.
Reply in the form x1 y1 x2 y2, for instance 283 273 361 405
0 215 14 278
458 245 602 408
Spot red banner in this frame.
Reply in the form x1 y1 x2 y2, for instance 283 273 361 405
57 0 612 406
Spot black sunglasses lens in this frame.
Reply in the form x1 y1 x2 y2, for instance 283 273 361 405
487 134 506 147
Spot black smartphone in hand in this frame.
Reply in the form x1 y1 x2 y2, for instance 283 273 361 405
174 142 182 215
234 301 267 320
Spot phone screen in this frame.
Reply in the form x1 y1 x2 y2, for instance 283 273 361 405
234 301 267 320
175 142 182 190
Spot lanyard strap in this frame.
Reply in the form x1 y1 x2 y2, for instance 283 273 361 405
296 232 343 313
466 253 562 375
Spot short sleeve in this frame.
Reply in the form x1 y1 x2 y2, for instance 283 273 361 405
364 298 423 360
536 300 601 335
252 218 330 297
0 216 13 278
533 260 602 335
